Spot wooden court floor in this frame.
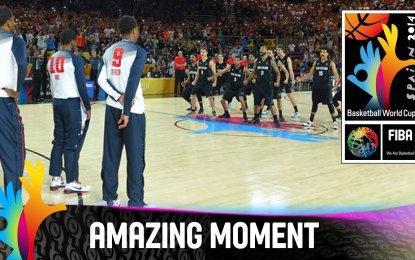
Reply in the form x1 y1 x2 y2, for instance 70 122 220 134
2 91 415 214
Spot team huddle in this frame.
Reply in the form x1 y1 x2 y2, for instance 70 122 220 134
181 45 340 129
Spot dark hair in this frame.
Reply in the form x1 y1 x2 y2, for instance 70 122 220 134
277 45 285 51
60 29 77 45
234 55 241 59
320 46 330 54
117 15 137 35
0 6 13 27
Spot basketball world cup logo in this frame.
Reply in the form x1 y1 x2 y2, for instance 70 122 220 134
347 127 379 158
345 13 415 111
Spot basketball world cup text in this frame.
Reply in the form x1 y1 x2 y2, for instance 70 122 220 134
90 222 319 249
347 109 415 118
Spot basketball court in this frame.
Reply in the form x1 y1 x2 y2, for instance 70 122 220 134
12 91 415 214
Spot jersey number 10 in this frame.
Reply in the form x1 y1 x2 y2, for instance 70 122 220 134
49 56 65 73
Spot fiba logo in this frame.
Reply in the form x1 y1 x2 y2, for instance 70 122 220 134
347 127 379 158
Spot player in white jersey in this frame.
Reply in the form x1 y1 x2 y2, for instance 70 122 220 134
48 29 91 193
98 16 149 207
0 6 27 194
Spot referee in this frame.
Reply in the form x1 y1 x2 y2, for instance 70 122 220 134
0 6 27 194
98 16 148 207
48 29 91 193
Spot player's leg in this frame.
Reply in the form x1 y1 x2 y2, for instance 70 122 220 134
219 89 232 118
62 99 90 193
182 84 193 110
71 111 90 188
303 89 320 127
49 99 66 191
274 86 285 121
249 87 262 124
124 113 146 207
101 105 123 204
333 90 342 118
0 98 25 195
238 94 248 122
267 89 280 128
206 84 216 117
285 84 299 118
197 94 204 114
326 90 338 130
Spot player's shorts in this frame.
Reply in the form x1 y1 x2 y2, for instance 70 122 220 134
223 87 244 103
216 79 227 91
253 84 273 106
244 83 254 96
312 88 332 105
273 81 293 99
192 82 212 97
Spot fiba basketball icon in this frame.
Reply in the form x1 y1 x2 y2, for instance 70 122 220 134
347 127 379 158
345 13 389 40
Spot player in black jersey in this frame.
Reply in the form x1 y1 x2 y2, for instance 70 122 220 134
187 47 217 117
182 54 203 112
215 54 228 95
244 45 282 128
215 56 251 122
297 48 340 130
261 50 289 119
276 45 300 119
332 80 342 118
243 53 256 109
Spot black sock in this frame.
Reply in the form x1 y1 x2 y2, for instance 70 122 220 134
279 110 283 117
273 115 278 121
243 112 247 116
199 102 204 109
310 114 315 122
337 108 341 113
254 113 259 118
294 106 298 113
332 116 336 122
259 109 263 115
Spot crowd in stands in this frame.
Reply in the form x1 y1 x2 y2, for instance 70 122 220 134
2 0 414 80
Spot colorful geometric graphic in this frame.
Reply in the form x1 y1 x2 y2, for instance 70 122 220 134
345 13 389 40
177 115 338 143
347 127 379 158
0 161 66 259
347 23 415 110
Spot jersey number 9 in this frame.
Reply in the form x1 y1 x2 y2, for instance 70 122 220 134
112 48 124 67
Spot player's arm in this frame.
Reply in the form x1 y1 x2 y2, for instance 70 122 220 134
122 45 147 117
244 60 257 84
192 61 200 85
330 61 340 86
271 60 281 87
208 60 217 86
216 64 231 77
297 61 316 82
182 68 190 86
73 55 91 119
287 57 296 84
4 37 28 100
243 67 251 76
98 63 123 102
